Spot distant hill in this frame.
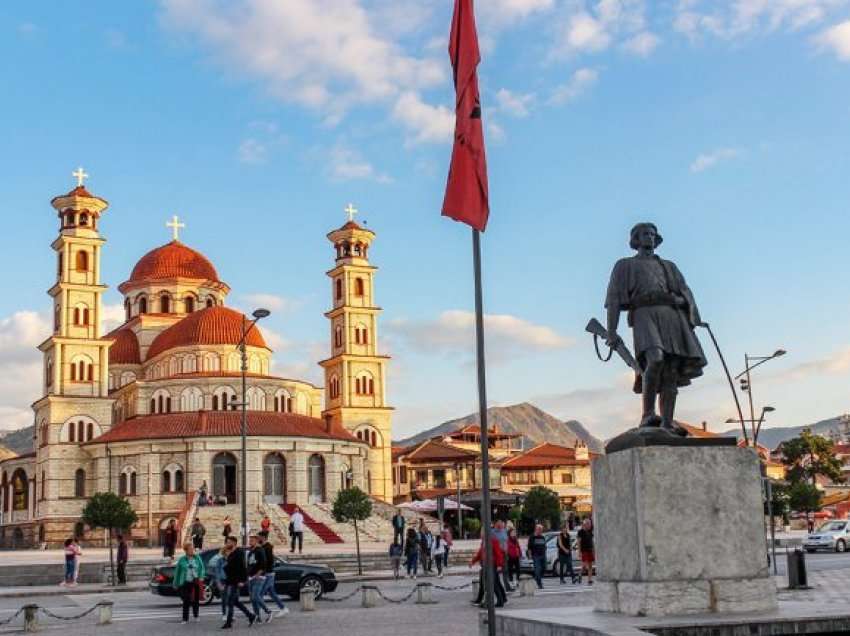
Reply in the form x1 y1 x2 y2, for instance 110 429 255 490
0 426 33 456
395 402 604 453
720 415 846 450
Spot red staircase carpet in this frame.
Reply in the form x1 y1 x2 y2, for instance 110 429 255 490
281 504 344 544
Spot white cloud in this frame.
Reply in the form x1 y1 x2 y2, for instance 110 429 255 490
488 121 507 143
328 145 392 183
160 0 445 141
689 147 741 173
774 347 850 381
386 310 573 362
479 0 555 26
0 311 50 432
392 92 455 145
622 31 660 55
559 12 612 54
549 67 599 105
240 293 302 314
814 19 850 60
102 303 126 333
237 138 268 165
495 88 535 117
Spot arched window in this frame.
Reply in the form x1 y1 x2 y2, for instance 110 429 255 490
184 355 197 373
307 454 326 504
335 325 343 348
206 297 215 308
355 373 375 395
175 469 184 492
119 466 137 496
79 213 88 226
213 386 237 411
75 250 89 271
246 387 266 410
161 470 171 493
138 296 148 314
202 353 219 372
73 307 80 325
355 324 369 345
335 278 342 300
124 298 131 320
355 277 365 296
86 422 93 441
69 422 76 442
11 469 28 511
77 420 85 443
39 422 49 446
74 469 85 497
64 211 74 227
180 387 203 411
185 296 195 313
274 389 293 413
160 294 170 313
54 305 61 332
40 470 46 501
152 389 171 414
329 375 340 399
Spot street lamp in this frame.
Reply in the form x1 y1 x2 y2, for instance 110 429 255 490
236 308 270 547
734 350 785 444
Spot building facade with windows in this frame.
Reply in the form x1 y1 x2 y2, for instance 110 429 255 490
0 179 393 548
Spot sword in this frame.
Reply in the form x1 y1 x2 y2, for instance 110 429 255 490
585 318 641 374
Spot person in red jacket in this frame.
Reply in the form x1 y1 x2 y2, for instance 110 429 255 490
469 530 507 607
506 528 522 587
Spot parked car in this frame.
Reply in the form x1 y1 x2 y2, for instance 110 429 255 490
149 549 338 604
804 520 850 553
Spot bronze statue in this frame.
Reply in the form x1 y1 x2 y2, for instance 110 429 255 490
600 223 707 436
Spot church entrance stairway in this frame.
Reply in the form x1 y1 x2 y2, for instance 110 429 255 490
281 503 344 544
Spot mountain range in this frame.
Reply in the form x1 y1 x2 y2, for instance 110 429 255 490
0 426 34 456
719 414 847 450
395 402 605 453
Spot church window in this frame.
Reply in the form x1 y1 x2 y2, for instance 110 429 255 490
87 363 94 382
161 471 171 493
75 250 89 272
82 308 90 325
40 470 46 500
246 387 266 410
39 422 48 446
329 376 340 399
160 294 170 313
335 325 343 348
78 360 85 381
119 467 137 496
212 395 218 410
335 279 342 300
249 355 261 374
185 296 195 313
86 422 93 441
69 423 75 443
149 398 155 414
77 420 85 443
11 470 28 511
138 296 148 314
73 308 80 325
70 363 76 382
184 355 197 373
79 213 88 226
206 297 215 308
64 211 74 227
355 277 365 297
180 387 203 411
54 305 60 332
74 469 85 498
371 431 377 447
175 470 184 492
57 253 63 277
124 298 131 321
46 359 53 387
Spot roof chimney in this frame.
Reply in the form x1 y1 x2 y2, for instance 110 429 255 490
702 421 707 431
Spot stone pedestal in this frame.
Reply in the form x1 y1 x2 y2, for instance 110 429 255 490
592 445 776 617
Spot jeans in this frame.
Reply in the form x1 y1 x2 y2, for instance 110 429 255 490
406 551 419 576
558 553 575 582
290 532 303 553
179 580 201 621
473 565 507 606
443 546 451 566
434 553 443 576
262 573 285 609
117 561 127 584
532 555 546 588
249 577 269 616
217 582 228 616
225 583 253 625
507 556 520 583
393 527 404 545
64 559 75 583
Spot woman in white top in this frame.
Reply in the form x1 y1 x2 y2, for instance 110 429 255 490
430 534 446 578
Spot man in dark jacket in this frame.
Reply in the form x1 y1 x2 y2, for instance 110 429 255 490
247 535 270 621
527 524 548 589
259 536 287 620
116 534 129 585
391 509 405 545
222 536 255 629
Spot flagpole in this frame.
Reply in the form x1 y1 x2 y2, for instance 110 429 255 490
472 227 497 636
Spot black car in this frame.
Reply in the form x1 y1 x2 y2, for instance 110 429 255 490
149 549 338 604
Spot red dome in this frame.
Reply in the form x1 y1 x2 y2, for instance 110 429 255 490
108 328 141 365
127 241 220 285
147 306 269 360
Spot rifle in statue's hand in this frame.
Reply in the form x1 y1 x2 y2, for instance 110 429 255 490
585 318 641 375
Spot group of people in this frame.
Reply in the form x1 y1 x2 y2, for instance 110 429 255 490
59 537 82 586
389 511 453 580
175 532 290 629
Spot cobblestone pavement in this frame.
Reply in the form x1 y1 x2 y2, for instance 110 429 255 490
776 567 850 605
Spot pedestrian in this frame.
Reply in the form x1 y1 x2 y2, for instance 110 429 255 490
577 518 594 586
259 535 288 621
260 514 272 540
190 517 206 550
557 525 577 584
431 532 446 578
391 508 406 545
247 534 271 622
222 516 232 541
527 524 548 589
419 527 433 573
289 507 304 554
208 546 229 622
441 522 453 567
492 520 513 592
163 519 178 563
389 540 403 580
198 483 207 508
222 535 256 629
470 529 507 608
173 541 206 624
60 538 75 586
116 534 129 585
506 528 522 586
404 527 419 579
71 537 82 585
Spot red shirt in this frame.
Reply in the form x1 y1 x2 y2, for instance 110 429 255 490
507 537 522 559
471 537 504 568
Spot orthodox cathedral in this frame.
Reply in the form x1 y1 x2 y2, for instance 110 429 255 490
0 174 392 547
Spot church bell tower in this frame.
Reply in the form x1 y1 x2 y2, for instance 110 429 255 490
320 204 393 502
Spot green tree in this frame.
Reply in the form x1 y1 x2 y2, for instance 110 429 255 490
331 487 372 575
463 517 481 539
522 486 561 530
782 429 843 486
81 492 138 586
765 482 790 524
787 481 822 519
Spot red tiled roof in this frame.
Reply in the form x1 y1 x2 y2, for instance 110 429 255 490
68 185 95 198
501 442 586 470
412 488 460 499
400 439 479 463
341 221 363 231
392 446 411 461
126 240 220 285
86 411 357 445
679 421 720 438
147 306 268 360
447 425 520 440
834 443 850 455
107 328 141 365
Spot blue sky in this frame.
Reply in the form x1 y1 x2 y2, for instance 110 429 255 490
2 0 850 442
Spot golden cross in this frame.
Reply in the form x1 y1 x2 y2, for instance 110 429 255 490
344 203 358 222
166 215 185 241
72 167 89 187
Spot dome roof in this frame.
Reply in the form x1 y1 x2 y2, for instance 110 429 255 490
108 328 141 365
147 306 269 360
126 241 220 285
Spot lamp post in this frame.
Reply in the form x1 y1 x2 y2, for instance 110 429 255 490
236 308 270 547
735 350 785 444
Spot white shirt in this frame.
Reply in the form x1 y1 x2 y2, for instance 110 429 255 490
291 511 305 533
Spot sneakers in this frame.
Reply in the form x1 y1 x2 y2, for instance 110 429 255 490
181 621 189 625
221 614 228 622
193 616 201 622
248 614 257 627
277 607 290 616
221 623 232 630
264 612 274 624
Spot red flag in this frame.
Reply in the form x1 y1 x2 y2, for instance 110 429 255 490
442 0 489 232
